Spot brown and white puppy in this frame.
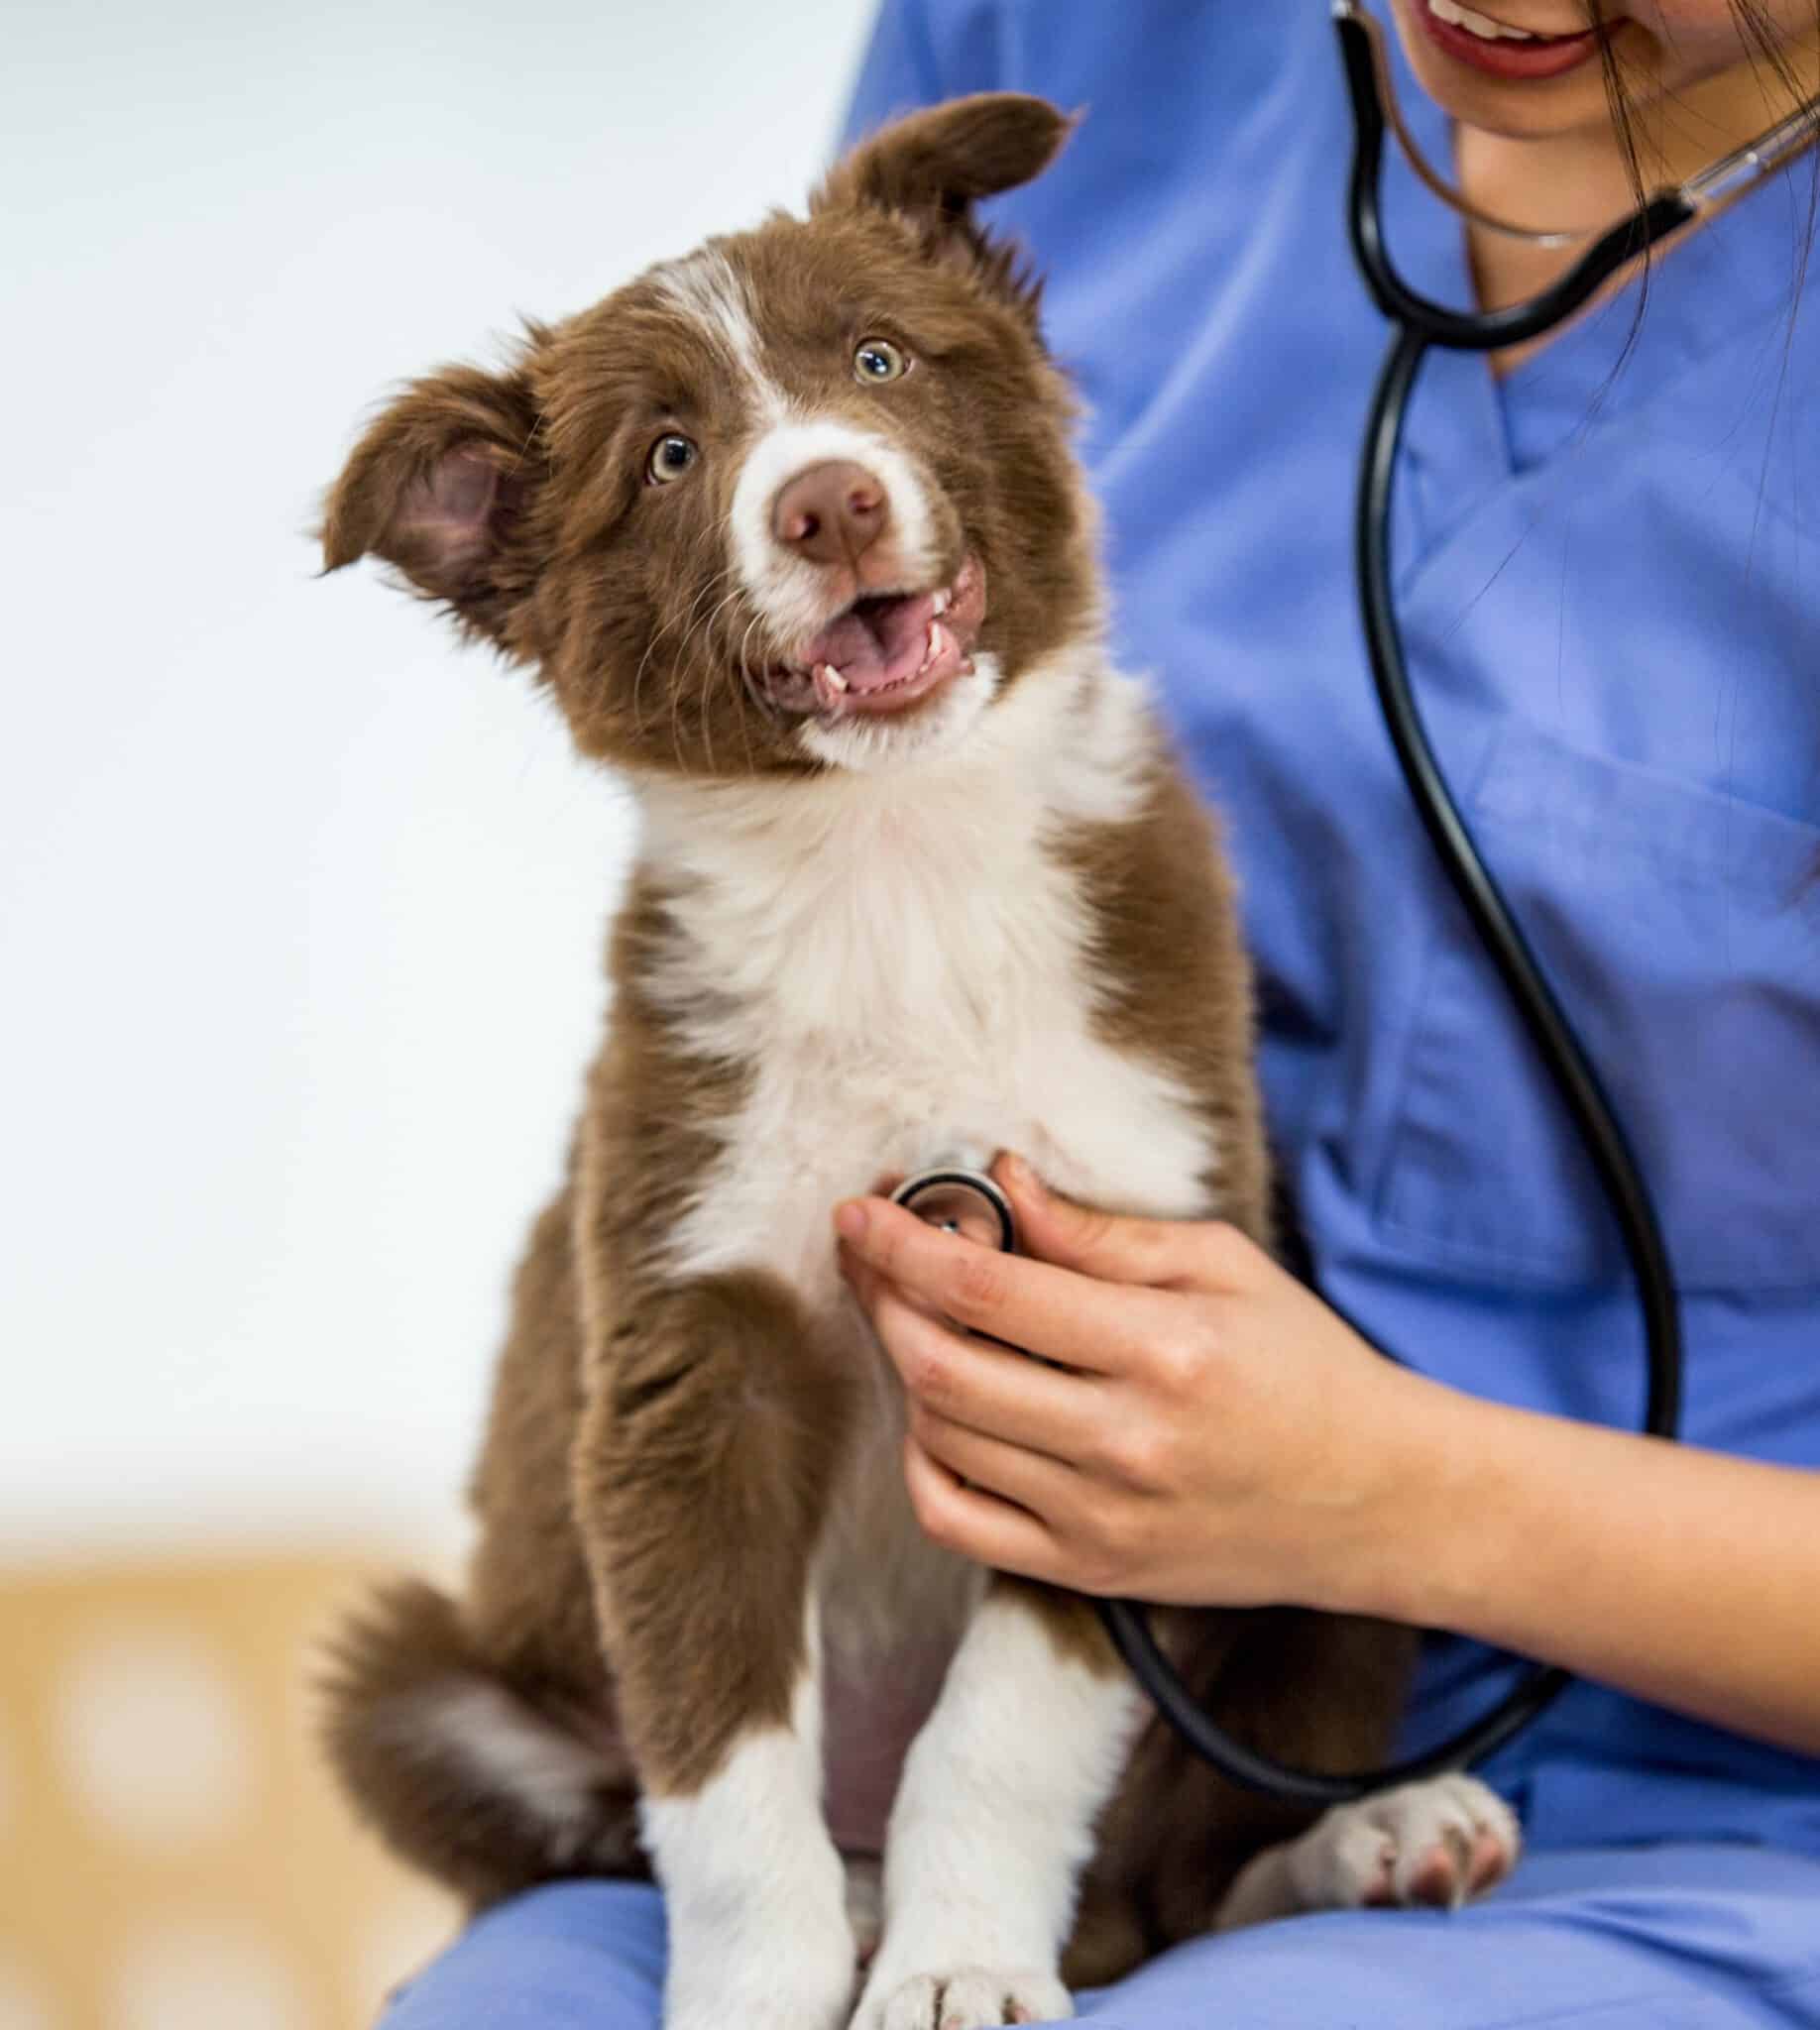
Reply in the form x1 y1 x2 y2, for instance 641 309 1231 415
318 94 1519 2030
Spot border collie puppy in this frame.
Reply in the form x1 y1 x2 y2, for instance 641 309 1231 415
319 93 1518 2030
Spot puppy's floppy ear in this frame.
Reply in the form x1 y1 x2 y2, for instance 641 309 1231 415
813 93 1074 315
319 352 547 643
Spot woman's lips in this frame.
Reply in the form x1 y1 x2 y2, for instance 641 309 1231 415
1410 0 1612 81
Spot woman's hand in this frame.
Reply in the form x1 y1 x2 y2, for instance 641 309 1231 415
837 1154 1820 1756
833 1154 1439 1615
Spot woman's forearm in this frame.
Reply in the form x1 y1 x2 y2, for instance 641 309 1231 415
1357 1374 1820 1757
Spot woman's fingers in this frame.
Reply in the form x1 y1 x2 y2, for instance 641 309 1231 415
862 1276 1113 1466
905 1396 1086 1521
834 1193 1175 1376
900 1429 1073 1584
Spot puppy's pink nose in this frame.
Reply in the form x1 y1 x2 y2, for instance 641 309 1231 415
771 460 888 567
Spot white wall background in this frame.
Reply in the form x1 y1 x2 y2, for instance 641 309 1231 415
1 0 878 1558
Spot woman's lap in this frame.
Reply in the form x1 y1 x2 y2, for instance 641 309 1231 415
379 1845 1820 2029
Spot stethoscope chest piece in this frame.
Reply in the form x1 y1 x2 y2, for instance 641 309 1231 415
889 1168 1019 1256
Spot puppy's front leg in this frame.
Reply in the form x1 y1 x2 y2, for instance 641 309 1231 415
853 1577 1147 2030
575 1271 857 2030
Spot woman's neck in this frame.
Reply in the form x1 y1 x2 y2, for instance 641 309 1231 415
1458 35 1820 320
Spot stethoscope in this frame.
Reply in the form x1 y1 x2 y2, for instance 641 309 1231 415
894 4 1820 1807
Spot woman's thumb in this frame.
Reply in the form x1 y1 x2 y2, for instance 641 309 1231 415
993 1153 1208 1288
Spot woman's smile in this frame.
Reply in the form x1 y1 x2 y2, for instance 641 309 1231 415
1413 0 1616 79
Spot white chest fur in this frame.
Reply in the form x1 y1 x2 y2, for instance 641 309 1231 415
638 652 1218 1310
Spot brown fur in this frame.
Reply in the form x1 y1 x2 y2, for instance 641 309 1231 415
574 1264 855 1794
1067 753 1276 1240
315 91 1416 1993
461 1178 606 1712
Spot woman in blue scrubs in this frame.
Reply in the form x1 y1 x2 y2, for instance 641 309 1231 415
381 5 1820 2024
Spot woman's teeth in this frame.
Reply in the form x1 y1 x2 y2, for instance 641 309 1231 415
1428 0 1540 39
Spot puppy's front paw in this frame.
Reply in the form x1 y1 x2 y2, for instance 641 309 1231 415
1291 1774 1521 1912
667 1921 856 2030
852 1965 1072 2030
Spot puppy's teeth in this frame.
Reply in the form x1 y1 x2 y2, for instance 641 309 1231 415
932 588 952 616
817 662 849 694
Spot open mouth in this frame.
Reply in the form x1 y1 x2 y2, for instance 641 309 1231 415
1415 0 1611 79
767 555 987 721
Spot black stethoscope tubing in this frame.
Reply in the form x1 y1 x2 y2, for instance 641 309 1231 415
1092 10 1692 1808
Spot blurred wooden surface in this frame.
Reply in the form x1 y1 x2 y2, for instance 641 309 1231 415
0 1554 460 2030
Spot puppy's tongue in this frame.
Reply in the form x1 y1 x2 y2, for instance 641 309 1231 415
800 591 939 694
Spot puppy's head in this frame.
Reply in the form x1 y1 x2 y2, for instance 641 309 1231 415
321 94 1092 776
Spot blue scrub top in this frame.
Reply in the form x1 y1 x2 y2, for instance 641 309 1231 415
845 3 1820 1858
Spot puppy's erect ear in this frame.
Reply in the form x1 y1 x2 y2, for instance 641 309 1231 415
319 355 547 644
813 93 1074 315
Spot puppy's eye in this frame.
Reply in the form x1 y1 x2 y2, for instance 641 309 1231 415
646 433 698 485
853 338 908 385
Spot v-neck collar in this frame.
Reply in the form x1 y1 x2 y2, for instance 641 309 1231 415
1359 0 1814 557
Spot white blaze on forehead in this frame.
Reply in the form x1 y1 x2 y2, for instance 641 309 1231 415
649 248 785 419
731 417 940 654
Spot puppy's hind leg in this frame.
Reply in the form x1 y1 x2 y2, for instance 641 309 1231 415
1214 1774 1523 1929
575 1269 860 2030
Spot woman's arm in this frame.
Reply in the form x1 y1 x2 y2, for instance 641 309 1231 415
834 1156 1820 1758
